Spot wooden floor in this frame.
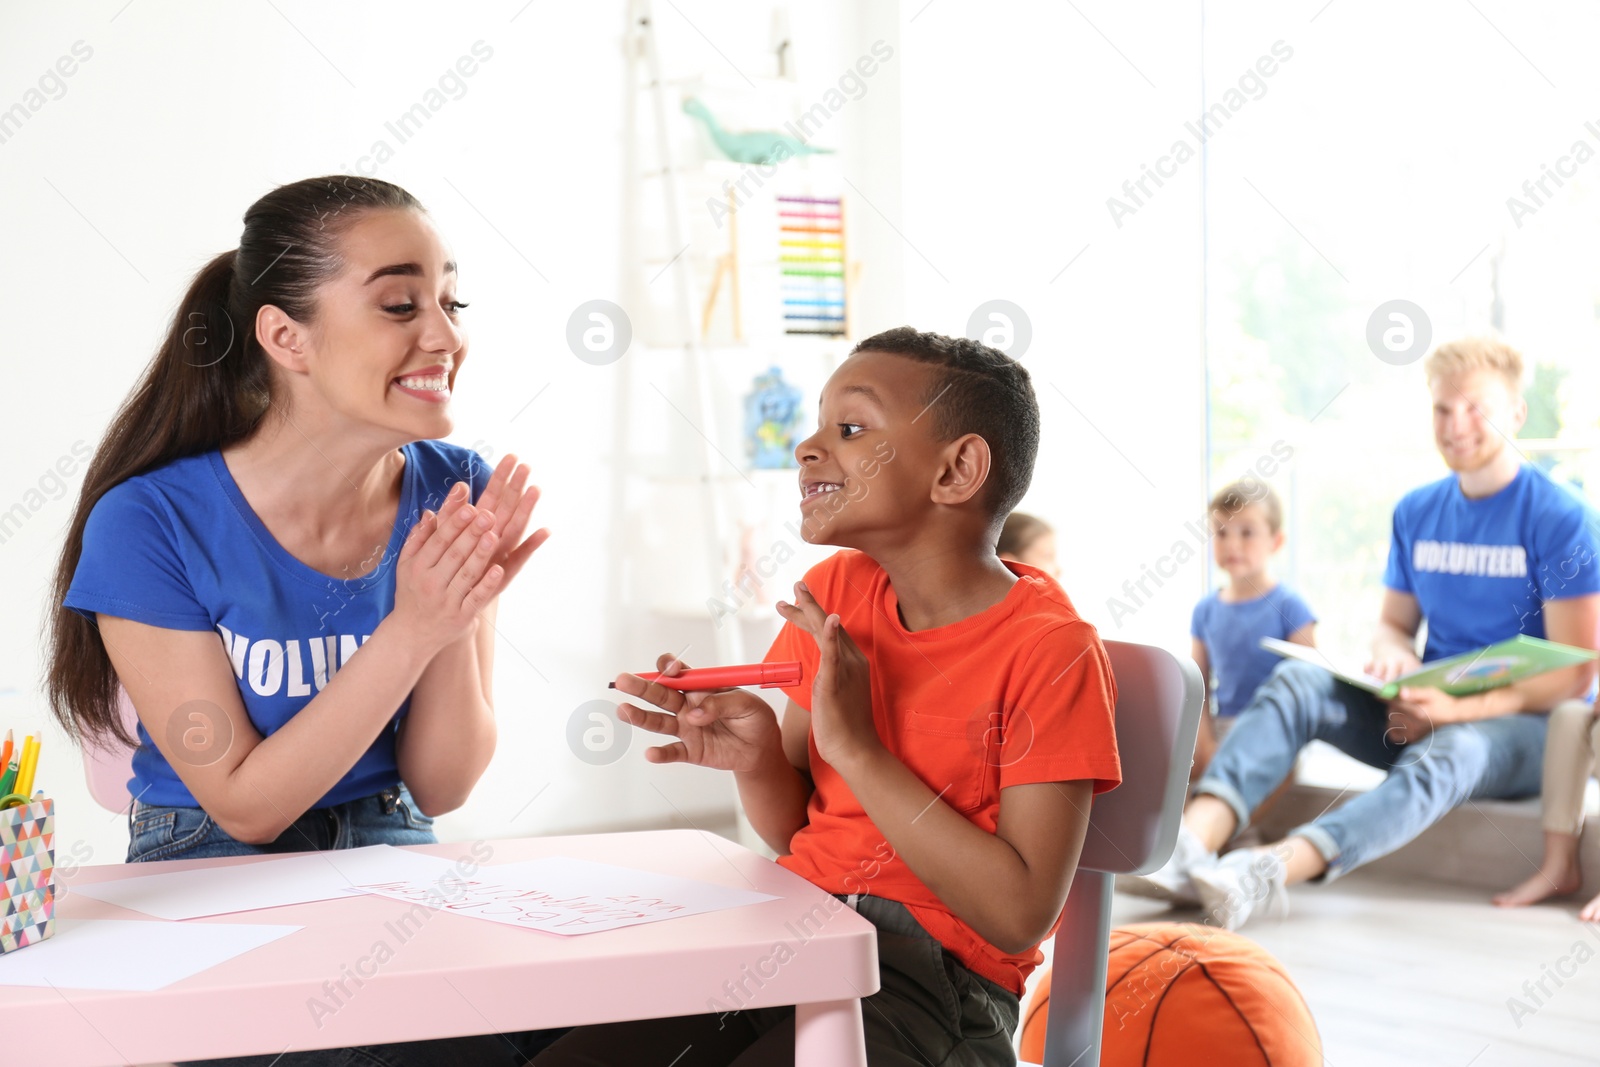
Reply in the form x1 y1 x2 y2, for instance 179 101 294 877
1086 871 1600 1066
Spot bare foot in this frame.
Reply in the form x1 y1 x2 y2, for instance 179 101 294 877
1580 890 1600 923
1493 864 1582 908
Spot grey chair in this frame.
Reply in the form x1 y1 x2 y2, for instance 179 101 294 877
1034 640 1203 1067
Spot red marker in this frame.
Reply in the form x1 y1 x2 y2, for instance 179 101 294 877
609 661 802 691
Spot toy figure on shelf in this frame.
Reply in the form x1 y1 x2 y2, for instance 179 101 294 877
744 366 803 469
682 97 834 165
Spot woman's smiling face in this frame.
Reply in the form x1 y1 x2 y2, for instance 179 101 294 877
292 208 468 438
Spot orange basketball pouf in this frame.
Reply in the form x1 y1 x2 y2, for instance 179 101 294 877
1018 923 1321 1066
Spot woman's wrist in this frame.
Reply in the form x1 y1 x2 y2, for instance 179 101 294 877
373 612 446 664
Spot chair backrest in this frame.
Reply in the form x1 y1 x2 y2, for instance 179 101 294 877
1037 640 1203 1067
81 684 141 815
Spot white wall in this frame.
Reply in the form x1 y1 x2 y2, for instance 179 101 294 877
3 1 1202 871
898 4 1207 651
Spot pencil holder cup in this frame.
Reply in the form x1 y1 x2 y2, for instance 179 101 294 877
0 798 54 954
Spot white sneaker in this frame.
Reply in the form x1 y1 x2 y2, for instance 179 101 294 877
1115 822 1212 907
1190 847 1290 930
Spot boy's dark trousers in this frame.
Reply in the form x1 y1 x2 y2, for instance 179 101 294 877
527 895 1022 1066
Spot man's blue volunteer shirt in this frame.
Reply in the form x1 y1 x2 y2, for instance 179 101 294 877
64 440 490 808
1382 463 1600 663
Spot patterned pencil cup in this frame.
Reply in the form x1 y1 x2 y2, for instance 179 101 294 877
0 798 55 954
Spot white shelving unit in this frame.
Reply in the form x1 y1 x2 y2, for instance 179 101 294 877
619 2 861 851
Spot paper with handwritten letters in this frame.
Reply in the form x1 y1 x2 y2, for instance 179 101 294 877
350 855 778 935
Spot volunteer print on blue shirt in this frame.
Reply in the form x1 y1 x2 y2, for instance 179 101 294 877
64 440 490 807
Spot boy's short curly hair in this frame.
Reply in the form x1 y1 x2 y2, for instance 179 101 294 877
852 327 1040 523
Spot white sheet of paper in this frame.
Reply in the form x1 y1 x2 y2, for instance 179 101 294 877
68 844 466 920
351 856 779 935
0 918 299 990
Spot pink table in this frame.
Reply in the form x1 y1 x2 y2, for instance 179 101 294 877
0 829 879 1065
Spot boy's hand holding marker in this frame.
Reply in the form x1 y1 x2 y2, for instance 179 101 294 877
612 578 884 775
774 581 882 771
611 655 784 773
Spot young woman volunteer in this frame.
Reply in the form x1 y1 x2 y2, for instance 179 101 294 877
44 175 557 1067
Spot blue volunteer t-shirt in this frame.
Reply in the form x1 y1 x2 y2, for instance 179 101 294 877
1191 584 1318 717
63 439 491 808
1382 464 1600 662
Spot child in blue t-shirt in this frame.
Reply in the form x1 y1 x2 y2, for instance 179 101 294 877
1190 480 1317 780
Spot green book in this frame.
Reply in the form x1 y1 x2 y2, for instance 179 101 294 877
1259 634 1598 700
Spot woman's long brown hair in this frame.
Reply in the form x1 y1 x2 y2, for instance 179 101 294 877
43 175 423 748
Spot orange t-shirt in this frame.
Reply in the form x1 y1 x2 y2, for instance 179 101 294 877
762 549 1121 996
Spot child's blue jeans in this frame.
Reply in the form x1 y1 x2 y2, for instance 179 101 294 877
1194 659 1548 880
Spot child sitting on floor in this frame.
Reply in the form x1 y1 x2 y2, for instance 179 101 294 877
1190 481 1316 781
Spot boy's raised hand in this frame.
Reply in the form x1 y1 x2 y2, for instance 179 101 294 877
776 582 881 769
613 654 781 771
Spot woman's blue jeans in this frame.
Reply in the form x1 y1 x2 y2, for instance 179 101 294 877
1194 659 1548 880
128 783 439 862
128 784 562 1067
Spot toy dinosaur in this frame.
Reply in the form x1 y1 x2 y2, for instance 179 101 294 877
682 96 834 166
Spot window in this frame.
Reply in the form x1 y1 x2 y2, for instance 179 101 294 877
1203 2 1600 656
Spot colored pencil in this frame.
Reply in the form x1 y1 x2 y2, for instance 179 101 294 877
16 737 39 798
